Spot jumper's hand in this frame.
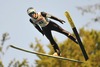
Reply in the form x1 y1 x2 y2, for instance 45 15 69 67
42 33 44 36
60 20 66 24
42 32 44 36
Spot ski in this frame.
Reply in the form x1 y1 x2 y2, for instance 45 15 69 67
64 11 89 61
10 45 83 63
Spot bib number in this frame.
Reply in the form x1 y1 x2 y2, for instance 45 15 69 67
39 21 43 24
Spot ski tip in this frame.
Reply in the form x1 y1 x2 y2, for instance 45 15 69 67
9 45 14 48
64 11 69 15
64 11 71 18
64 11 69 18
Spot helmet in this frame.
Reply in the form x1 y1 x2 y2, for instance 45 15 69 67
27 7 36 15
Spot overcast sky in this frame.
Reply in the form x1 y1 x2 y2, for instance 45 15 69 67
0 0 100 66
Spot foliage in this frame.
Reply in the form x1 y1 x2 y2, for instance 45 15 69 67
8 59 30 67
0 33 31 67
0 2 100 67
30 28 100 67
0 33 10 67
0 60 4 67
77 3 100 15
77 3 100 27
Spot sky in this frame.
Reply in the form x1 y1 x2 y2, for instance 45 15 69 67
0 0 100 67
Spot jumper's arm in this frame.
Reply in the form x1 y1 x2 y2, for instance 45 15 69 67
41 12 65 24
30 19 44 35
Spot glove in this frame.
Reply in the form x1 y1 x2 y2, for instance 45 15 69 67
60 20 66 24
42 32 44 36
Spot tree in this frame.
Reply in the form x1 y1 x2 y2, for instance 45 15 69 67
77 3 100 27
30 3 100 67
0 32 10 67
8 59 30 67
0 2 100 67
29 28 100 67
0 33 31 67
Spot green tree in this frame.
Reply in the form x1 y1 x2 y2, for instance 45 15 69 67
31 3 100 67
30 29 100 67
8 59 30 67
0 33 31 67
0 32 10 67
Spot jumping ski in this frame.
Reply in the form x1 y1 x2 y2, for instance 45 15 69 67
10 45 83 63
64 11 89 61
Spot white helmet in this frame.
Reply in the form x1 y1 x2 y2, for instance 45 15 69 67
27 7 36 15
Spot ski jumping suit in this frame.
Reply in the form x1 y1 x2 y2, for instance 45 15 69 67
29 12 78 56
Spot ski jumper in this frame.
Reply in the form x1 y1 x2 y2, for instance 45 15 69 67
29 12 78 56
